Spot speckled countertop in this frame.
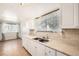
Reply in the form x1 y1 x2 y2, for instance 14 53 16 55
44 39 79 56
27 29 79 56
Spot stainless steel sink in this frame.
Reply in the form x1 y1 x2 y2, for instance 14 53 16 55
39 39 49 42
33 37 49 43
33 37 42 40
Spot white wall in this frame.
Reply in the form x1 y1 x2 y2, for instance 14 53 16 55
18 3 61 20
0 3 61 22
0 3 19 23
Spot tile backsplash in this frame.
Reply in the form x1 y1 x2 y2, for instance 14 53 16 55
28 29 79 48
62 29 79 40
29 29 79 41
34 31 62 40
61 29 79 47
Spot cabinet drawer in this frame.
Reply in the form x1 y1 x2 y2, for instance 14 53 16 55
32 41 45 56
22 38 26 46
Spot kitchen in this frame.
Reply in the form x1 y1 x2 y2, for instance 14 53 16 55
0 3 79 56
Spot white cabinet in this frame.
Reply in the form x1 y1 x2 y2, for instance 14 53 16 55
22 37 25 46
30 43 37 56
22 37 31 53
29 40 45 56
45 47 55 56
22 38 67 56
28 40 37 55
61 3 74 28
22 38 28 50
25 39 33 54
0 34 2 41
61 3 79 28
73 3 79 27
35 43 45 56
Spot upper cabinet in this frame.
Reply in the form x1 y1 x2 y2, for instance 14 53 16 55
61 3 79 28
34 3 79 30
73 4 79 27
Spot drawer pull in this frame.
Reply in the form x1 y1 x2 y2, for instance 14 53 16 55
45 52 47 55
49 51 51 53
35 47 37 48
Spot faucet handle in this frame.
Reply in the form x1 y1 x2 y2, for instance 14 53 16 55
46 35 49 39
46 34 49 39
42 37 45 39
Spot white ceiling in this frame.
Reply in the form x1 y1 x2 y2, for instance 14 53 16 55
0 3 60 23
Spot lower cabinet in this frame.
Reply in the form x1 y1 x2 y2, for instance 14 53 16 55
56 51 66 56
29 40 38 56
30 40 45 56
26 39 32 53
44 47 55 56
22 39 67 56
22 37 26 47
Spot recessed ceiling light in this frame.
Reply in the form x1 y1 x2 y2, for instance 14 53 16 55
19 3 24 6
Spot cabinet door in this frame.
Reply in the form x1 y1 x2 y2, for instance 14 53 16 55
25 39 29 51
73 4 79 27
22 37 27 47
36 43 45 56
22 38 32 55
56 51 66 56
22 39 38 56
29 40 37 56
23 39 28 50
31 41 45 56
61 3 74 28
45 47 55 56
22 37 25 46
31 45 37 56
0 34 2 41
26 39 33 54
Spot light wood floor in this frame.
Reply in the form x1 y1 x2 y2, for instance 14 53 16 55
0 39 31 56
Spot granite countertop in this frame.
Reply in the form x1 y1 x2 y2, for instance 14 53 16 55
28 33 79 56
44 39 79 56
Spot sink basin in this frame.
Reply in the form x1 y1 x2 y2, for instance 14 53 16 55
33 37 42 40
39 39 49 42
33 37 49 43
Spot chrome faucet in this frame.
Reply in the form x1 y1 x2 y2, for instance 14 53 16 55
42 34 49 40
46 34 49 39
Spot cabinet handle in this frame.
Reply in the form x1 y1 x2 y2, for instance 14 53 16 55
45 52 47 55
49 51 51 53
35 46 37 48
